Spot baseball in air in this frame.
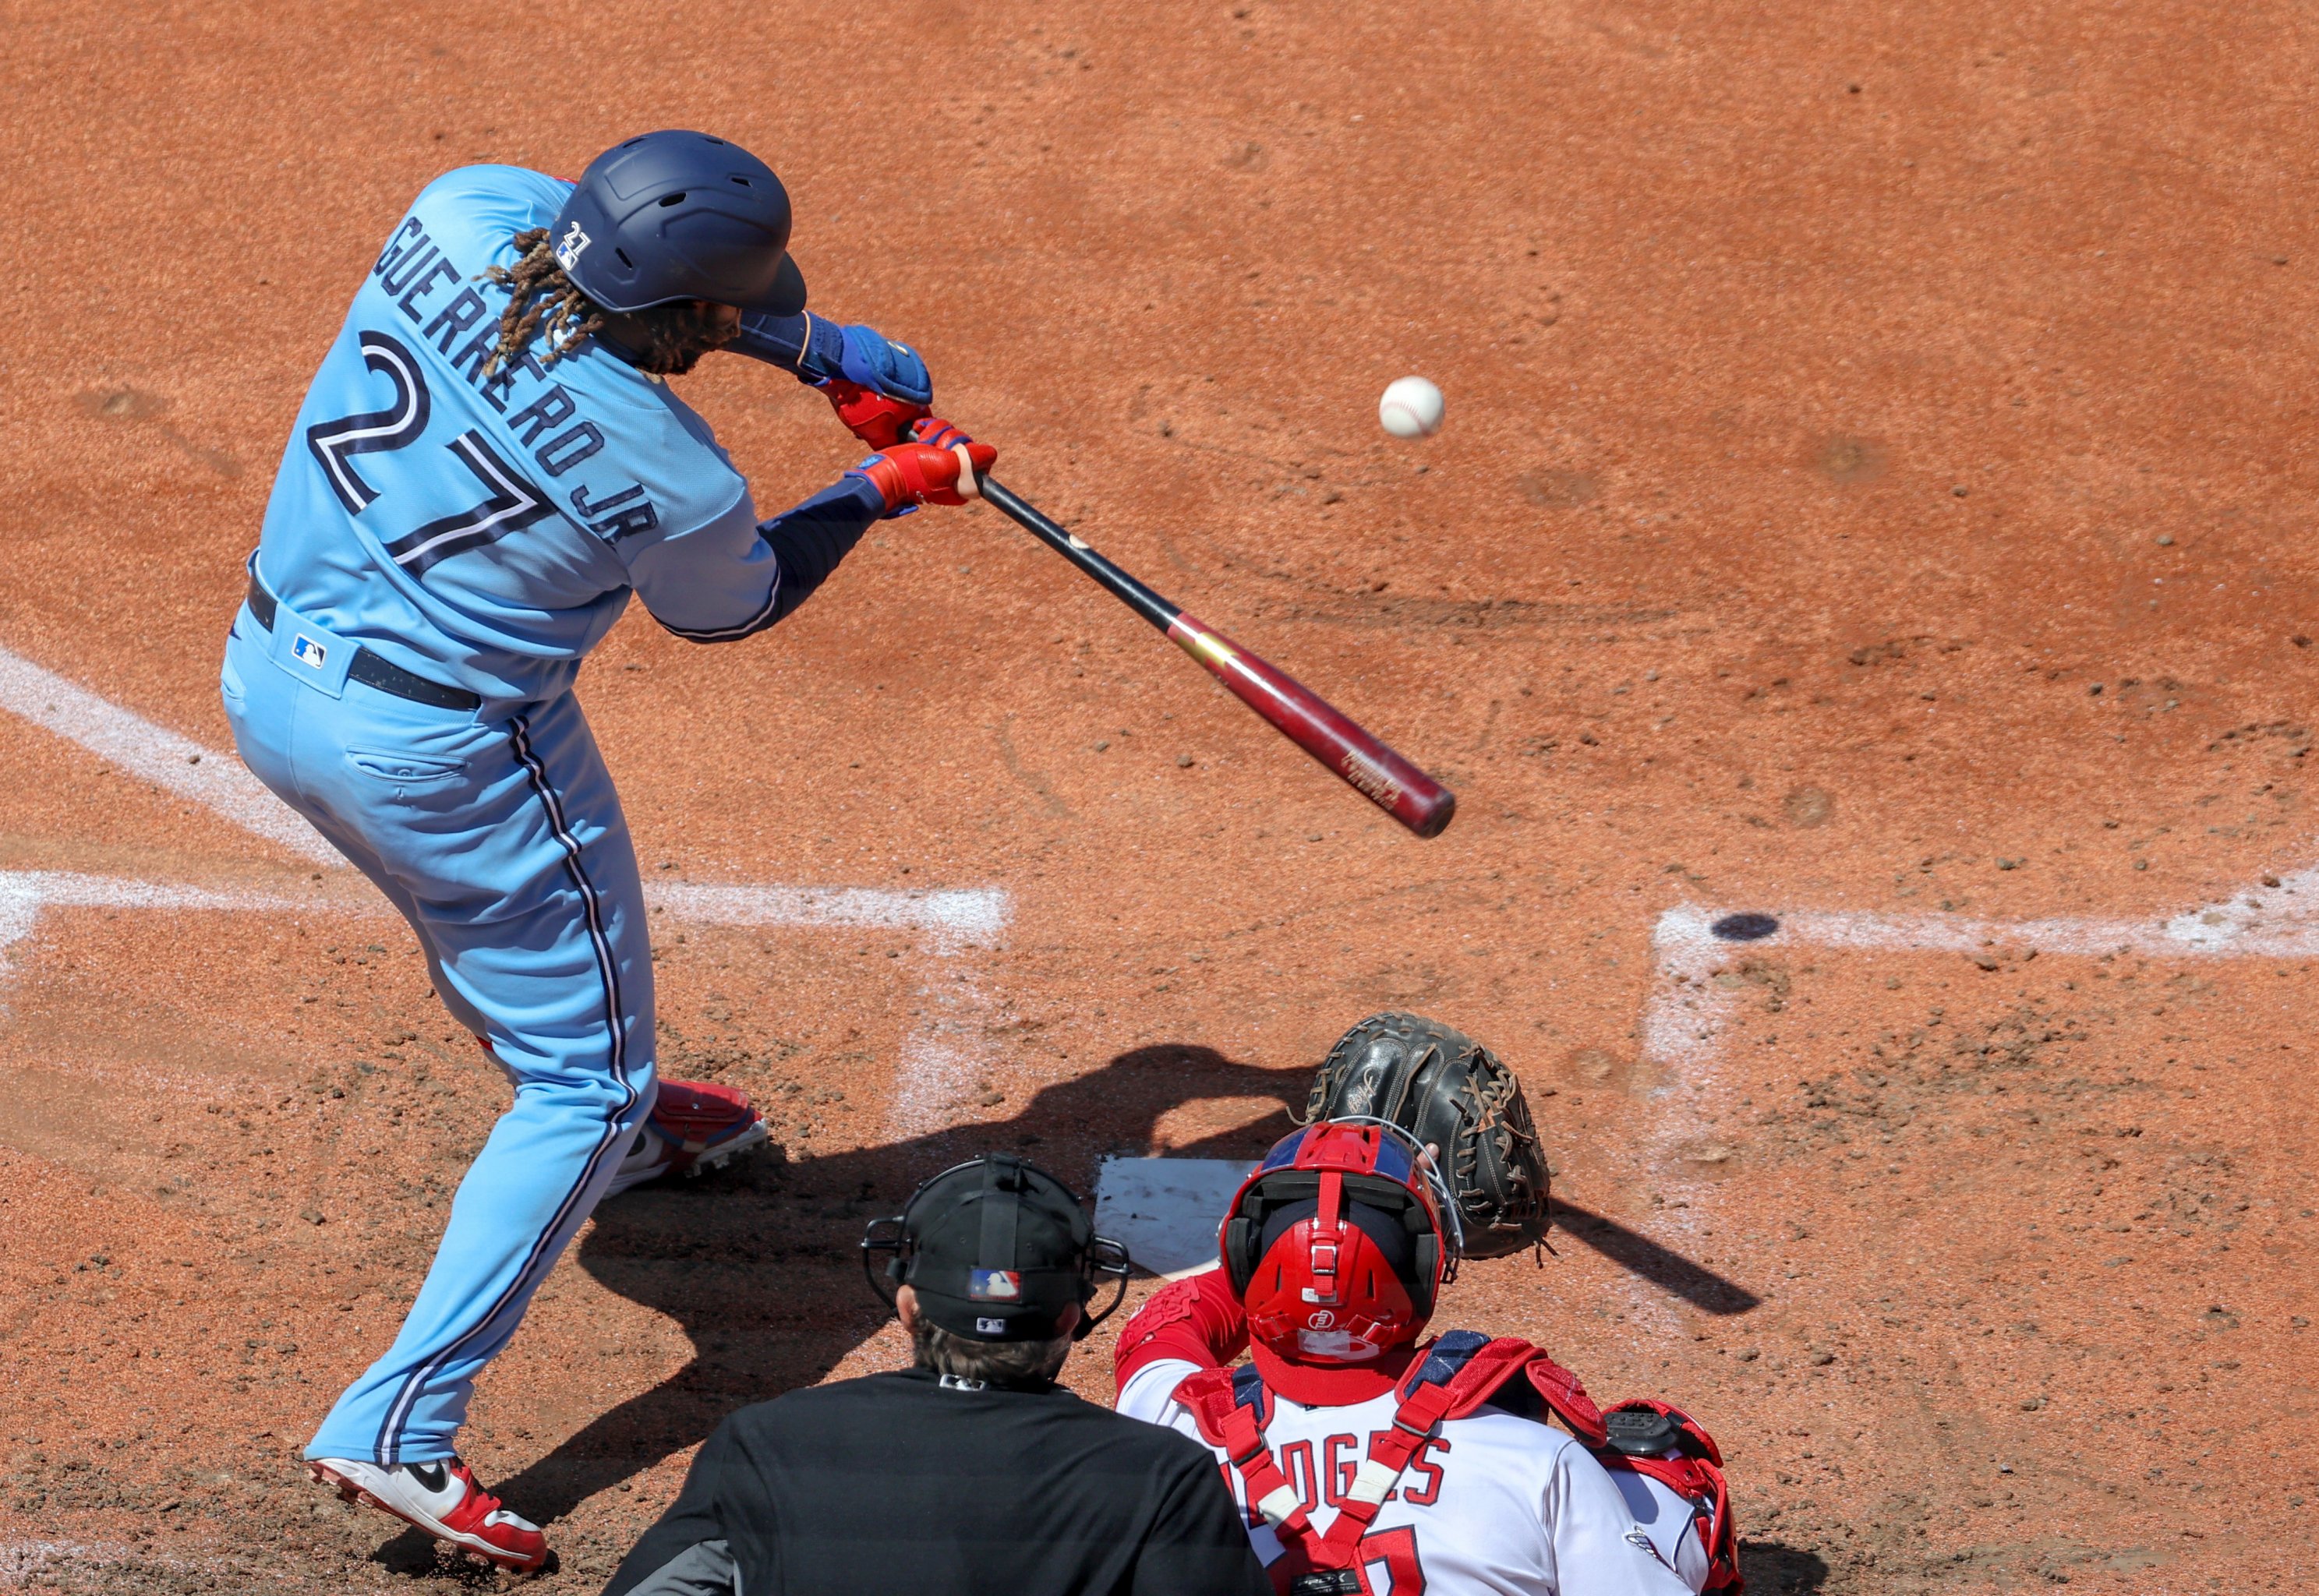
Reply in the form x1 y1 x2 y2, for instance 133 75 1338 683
1378 376 1444 438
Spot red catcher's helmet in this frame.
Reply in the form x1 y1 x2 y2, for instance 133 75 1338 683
1218 1121 1461 1364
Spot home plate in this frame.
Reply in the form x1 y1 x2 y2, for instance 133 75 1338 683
1093 1157 1257 1278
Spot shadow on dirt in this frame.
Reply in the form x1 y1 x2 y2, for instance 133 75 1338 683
1739 1538 1832 1592
1553 1201 1760 1314
487 1043 1309 1530
447 1041 1762 1541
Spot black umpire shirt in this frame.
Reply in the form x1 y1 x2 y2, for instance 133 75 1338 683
603 1367 1272 1596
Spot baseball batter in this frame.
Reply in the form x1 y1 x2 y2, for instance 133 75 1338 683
221 129 989 1568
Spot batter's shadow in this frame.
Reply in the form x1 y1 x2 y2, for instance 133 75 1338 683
490 1042 1311 1532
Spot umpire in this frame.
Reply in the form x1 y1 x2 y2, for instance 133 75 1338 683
604 1155 1271 1596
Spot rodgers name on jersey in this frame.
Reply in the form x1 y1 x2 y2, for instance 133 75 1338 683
1119 1358 1684 1596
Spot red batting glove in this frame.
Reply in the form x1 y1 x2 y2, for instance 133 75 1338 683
908 417 976 454
821 379 929 450
851 422 997 512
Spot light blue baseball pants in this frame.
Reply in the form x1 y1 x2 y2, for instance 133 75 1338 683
221 607 656 1465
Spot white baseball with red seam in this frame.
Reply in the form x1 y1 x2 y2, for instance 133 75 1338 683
1378 376 1444 438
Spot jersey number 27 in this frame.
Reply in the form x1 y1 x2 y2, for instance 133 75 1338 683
306 330 554 577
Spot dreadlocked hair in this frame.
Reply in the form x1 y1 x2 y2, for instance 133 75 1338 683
481 228 602 376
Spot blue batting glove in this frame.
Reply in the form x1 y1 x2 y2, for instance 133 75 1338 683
834 323 931 407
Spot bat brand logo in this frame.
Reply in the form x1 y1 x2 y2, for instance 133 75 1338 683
292 635 328 670
554 222 590 270
1339 750 1403 810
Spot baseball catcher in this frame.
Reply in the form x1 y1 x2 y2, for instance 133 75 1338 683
224 129 986 1567
1113 1015 1741 1595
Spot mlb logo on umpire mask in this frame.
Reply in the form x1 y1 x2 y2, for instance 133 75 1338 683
970 1269 1023 1301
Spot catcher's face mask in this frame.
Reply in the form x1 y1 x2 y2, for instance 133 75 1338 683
1218 1121 1460 1364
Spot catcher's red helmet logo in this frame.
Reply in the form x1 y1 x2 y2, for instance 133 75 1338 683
1218 1120 1458 1365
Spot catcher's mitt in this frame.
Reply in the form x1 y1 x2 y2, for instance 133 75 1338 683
1303 1012 1550 1259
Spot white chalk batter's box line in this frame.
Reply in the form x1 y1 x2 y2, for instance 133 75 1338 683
0 870 1009 1134
0 872 1008 969
1631 858 2319 1306
0 641 1008 1135
1643 858 2319 1072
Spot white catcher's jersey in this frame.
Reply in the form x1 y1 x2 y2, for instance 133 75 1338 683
1118 1358 1692 1596
1605 1469 1713 1593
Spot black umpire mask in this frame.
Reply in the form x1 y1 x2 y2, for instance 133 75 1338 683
861 1155 1130 1342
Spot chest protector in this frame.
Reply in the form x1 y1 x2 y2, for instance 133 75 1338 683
1174 1330 1608 1595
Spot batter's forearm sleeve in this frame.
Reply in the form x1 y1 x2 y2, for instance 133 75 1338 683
752 475 885 623
1114 1269 1250 1392
627 477 882 644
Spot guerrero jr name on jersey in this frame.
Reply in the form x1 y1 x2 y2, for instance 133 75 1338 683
256 166 767 707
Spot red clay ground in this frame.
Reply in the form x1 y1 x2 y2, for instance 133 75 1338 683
2 0 2315 1589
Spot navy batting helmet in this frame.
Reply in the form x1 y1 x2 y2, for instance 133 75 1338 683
547 130 807 316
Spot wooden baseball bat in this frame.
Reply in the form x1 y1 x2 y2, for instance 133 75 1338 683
970 474 1457 839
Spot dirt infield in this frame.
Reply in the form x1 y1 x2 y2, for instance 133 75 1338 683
2 0 2314 1590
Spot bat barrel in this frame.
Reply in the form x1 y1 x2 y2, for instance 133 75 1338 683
1166 609 1458 838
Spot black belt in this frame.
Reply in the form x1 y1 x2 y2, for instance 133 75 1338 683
245 576 483 712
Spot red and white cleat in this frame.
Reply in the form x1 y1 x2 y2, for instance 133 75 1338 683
605 1077 769 1197
308 1456 548 1570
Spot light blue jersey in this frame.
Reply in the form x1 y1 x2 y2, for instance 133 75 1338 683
256 164 811 710
229 161 896 1476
